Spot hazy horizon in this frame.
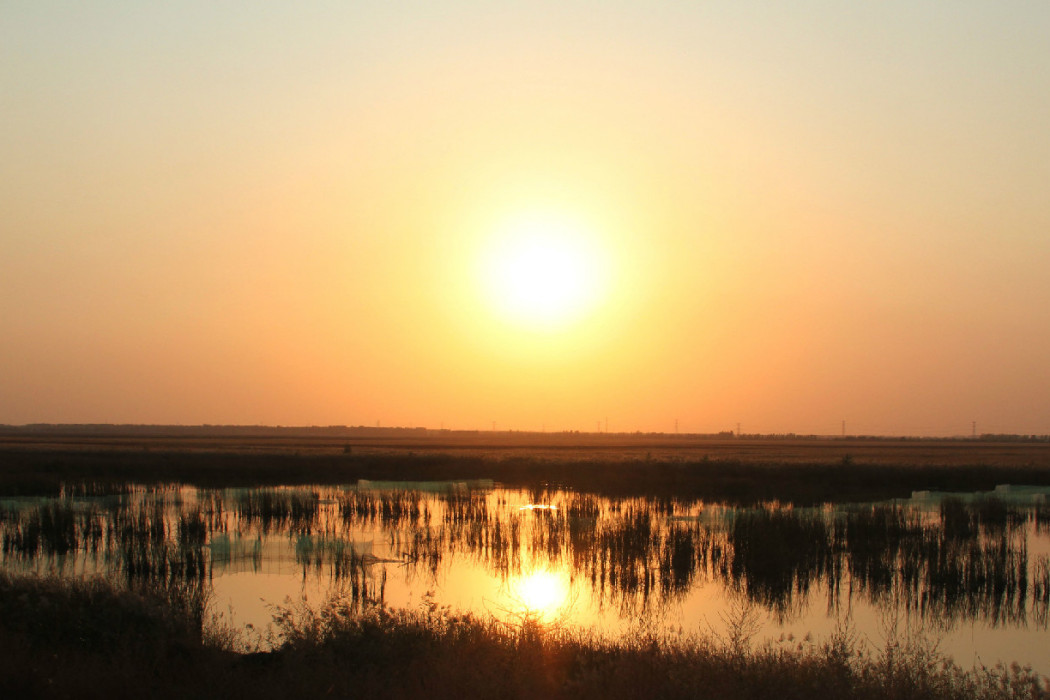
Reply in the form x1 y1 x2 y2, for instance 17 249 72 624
3 421 1045 441
3 2 1049 437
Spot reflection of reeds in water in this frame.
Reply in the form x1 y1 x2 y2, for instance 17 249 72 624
942 496 1027 539
235 488 320 534
1033 502 1050 534
197 491 227 534
2 501 77 556
293 535 386 606
395 527 446 576
923 500 1030 625
839 500 1035 627
333 489 1050 627
339 490 429 528
109 502 209 585
178 508 208 546
0 491 212 589
845 505 925 596
4 485 1050 633
918 536 1017 624
208 533 261 571
1 500 105 557
941 497 977 540
660 521 705 594
591 503 659 610
443 489 491 526
61 480 135 499
565 493 601 519
727 507 834 617
1033 556 1050 628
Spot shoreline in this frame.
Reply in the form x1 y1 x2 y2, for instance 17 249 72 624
3 440 1050 505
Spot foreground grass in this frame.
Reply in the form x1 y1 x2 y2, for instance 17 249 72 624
1 574 1047 699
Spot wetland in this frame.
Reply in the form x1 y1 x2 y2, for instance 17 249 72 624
3 436 1050 697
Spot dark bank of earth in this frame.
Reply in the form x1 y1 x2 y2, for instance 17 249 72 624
3 446 1050 504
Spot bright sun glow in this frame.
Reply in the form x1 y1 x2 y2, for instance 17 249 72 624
481 212 608 328
514 569 570 617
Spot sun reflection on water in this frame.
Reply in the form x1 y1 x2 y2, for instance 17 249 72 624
503 569 573 625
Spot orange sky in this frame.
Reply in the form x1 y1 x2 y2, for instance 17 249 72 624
2 2 1049 436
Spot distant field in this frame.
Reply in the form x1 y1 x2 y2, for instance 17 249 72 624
2 430 1049 466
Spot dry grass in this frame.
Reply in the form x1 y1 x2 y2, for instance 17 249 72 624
1 573 1048 699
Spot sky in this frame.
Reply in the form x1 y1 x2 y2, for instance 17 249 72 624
2 1 1049 436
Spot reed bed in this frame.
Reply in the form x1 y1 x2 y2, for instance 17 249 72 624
338 489 429 527
5 445 1050 504
5 486 1050 629
234 488 320 534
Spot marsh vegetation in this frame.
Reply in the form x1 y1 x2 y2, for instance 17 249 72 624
3 442 1050 696
4 441 1050 503
3 479 1050 666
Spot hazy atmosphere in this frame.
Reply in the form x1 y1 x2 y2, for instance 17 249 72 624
3 1 1049 436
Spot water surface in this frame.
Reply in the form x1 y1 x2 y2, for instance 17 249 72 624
3 481 1049 672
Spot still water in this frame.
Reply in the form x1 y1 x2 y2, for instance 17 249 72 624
2 481 1049 672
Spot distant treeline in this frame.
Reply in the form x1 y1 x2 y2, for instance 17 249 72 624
0 424 430 438
740 432 1050 442
2 424 1048 442
977 433 1050 442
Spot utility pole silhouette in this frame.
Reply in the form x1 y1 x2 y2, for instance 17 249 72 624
972 421 977 439
675 419 679 434
841 420 845 437
737 422 741 437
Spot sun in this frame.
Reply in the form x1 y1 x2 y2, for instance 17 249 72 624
480 211 608 328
